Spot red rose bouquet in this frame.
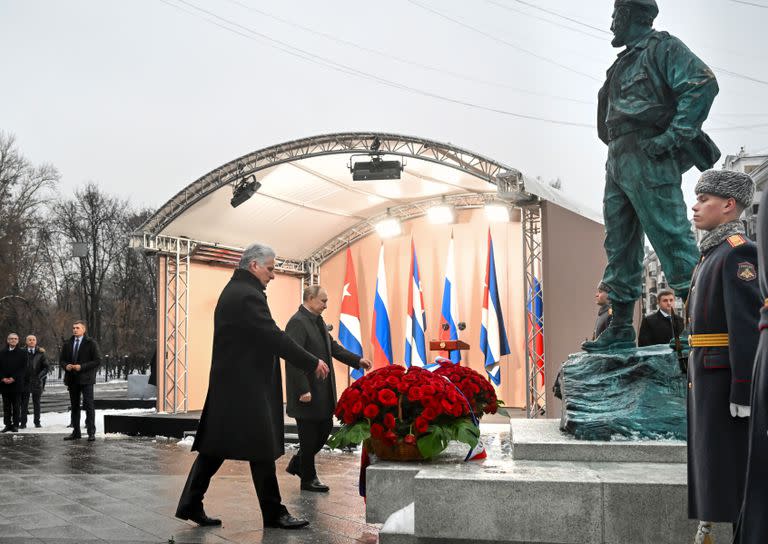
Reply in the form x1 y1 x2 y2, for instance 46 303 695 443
433 360 503 417
327 365 480 459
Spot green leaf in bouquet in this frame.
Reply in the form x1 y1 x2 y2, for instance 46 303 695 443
327 421 370 449
451 419 480 448
416 425 450 458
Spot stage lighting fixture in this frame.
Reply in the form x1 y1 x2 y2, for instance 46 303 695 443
375 216 402 239
230 175 261 208
485 203 511 222
350 155 403 181
427 202 455 225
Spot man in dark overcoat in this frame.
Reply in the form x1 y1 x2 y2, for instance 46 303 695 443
285 285 372 492
20 334 49 428
176 242 330 530
60 320 102 441
638 289 684 346
686 170 760 541
735 185 768 543
0 333 26 433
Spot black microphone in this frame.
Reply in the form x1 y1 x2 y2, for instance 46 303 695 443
326 324 333 332
441 323 450 331
457 322 466 331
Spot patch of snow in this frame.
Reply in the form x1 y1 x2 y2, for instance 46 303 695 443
15 408 156 437
382 502 415 534
177 435 195 447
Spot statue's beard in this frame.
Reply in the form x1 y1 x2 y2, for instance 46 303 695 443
611 8 631 47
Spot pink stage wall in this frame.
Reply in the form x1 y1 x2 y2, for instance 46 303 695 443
318 208 526 408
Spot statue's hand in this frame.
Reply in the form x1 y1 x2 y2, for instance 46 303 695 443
640 133 675 159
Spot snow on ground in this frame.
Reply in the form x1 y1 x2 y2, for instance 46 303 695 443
13 408 156 436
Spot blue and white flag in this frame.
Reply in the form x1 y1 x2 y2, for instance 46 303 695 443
405 239 428 368
480 230 510 385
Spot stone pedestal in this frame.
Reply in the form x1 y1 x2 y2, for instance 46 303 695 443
371 419 730 544
559 345 686 440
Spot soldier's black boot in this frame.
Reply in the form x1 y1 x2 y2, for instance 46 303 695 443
581 301 636 352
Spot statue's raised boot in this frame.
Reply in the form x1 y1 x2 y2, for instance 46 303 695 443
581 301 636 352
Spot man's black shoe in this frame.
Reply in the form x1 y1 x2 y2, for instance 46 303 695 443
175 509 222 526
10 427 18 433
0 426 12 433
34 423 41 428
300 478 329 493
264 513 309 529
87 435 96 442
63 433 81 441
19 424 26 429
285 455 301 478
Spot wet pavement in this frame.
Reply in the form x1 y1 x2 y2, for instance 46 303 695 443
0 434 379 544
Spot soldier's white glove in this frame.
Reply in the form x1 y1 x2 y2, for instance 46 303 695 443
694 521 713 544
730 403 751 418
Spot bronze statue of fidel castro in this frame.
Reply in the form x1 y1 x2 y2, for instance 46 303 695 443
582 0 721 352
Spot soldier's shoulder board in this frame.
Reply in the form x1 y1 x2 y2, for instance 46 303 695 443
737 262 757 282
727 234 747 248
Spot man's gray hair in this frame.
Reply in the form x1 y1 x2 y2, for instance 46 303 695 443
303 285 324 302
239 243 276 269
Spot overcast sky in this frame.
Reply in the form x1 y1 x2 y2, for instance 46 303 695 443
1 0 766 215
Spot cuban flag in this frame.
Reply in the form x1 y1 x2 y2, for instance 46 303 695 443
371 244 393 368
480 230 510 386
527 277 545 386
439 233 461 364
404 239 428 368
339 248 364 380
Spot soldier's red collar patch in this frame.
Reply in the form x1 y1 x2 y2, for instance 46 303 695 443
737 262 757 282
728 234 747 247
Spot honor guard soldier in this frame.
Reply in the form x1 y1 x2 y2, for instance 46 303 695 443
686 170 761 543
734 183 768 543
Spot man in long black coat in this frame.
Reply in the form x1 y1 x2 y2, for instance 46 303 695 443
686 170 761 541
0 333 26 432
176 243 329 530
735 185 768 543
20 334 49 429
285 285 372 492
60 321 102 441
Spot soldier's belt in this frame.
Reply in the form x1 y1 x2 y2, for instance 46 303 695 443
688 334 729 347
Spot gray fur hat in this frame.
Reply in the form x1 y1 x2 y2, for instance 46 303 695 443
695 169 755 209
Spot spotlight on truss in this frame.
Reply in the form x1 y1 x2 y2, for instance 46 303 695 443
230 175 261 208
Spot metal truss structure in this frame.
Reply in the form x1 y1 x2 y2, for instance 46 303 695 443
161 237 192 414
522 206 546 418
135 133 547 416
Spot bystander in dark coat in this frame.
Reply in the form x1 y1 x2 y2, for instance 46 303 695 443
735 187 768 542
638 310 685 346
0 338 26 431
21 339 49 428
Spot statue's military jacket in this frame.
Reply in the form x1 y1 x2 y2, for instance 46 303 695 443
598 29 720 172
686 233 761 522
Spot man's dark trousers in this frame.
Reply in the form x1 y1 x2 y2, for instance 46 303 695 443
295 418 333 482
177 454 285 521
69 383 95 436
20 391 42 426
1 393 21 428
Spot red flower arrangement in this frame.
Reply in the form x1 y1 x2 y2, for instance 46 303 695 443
328 364 481 459
433 360 502 417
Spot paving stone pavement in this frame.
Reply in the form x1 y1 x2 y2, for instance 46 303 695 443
0 434 379 544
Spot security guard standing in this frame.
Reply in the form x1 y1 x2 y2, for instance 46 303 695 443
734 184 768 543
583 0 721 351
686 170 760 543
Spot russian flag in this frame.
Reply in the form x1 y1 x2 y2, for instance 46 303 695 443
480 230 510 386
439 233 461 364
404 239 427 368
371 244 393 368
338 248 364 380
527 277 545 386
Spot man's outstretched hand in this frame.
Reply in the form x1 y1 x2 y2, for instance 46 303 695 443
315 360 329 380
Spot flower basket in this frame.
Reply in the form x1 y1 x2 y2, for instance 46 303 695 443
433 361 503 419
327 365 482 459
368 437 424 461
